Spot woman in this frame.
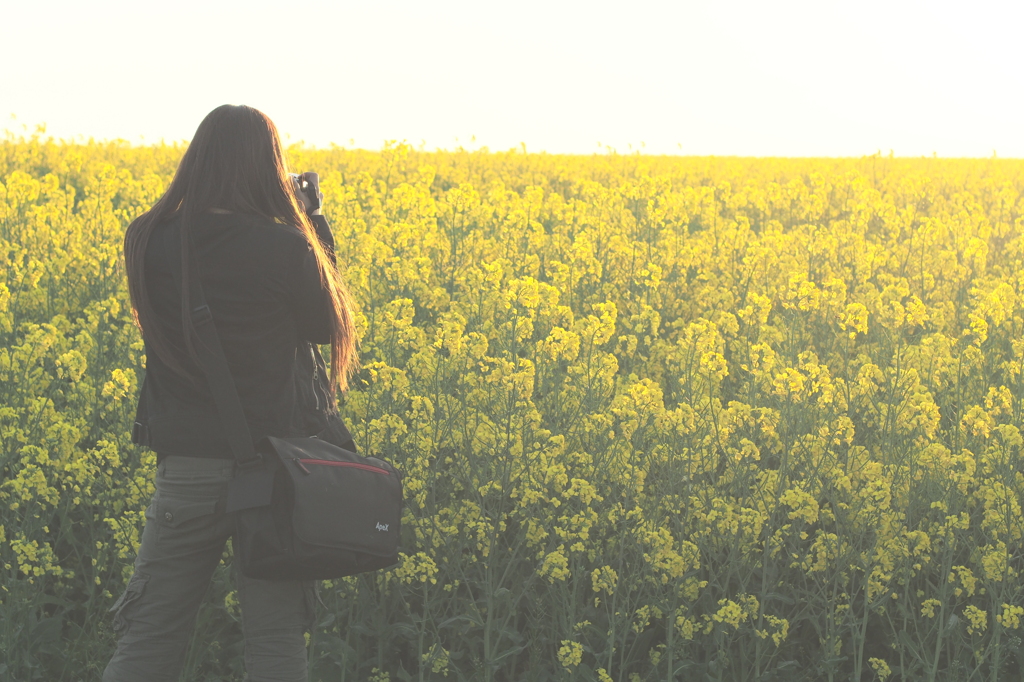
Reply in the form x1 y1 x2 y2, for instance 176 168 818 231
104 104 359 682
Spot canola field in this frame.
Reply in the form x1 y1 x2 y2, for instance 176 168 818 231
2 134 1024 682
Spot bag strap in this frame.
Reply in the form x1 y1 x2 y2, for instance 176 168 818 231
167 218 263 470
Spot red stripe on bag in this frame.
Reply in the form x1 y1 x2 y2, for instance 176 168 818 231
296 458 391 475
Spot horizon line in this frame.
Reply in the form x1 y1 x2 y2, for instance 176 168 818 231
2 123 1020 161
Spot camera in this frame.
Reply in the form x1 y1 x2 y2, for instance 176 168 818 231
289 172 321 213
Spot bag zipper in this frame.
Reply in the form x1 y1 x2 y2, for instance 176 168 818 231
309 345 321 411
290 457 390 476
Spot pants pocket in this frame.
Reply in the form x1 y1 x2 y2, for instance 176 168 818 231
109 571 149 638
154 496 218 528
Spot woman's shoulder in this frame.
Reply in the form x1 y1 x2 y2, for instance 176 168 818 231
146 212 311 272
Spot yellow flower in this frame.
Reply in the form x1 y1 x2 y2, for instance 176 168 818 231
964 605 988 635
395 552 438 585
841 302 869 338
868 657 892 681
421 643 450 676
557 640 583 670
948 566 978 598
711 597 755 630
997 604 1024 630
538 547 570 583
773 367 807 400
592 566 618 595
780 486 819 524
675 615 696 640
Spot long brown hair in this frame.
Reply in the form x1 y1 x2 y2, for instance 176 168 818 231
124 104 358 394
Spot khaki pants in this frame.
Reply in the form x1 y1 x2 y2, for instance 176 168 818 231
103 456 316 682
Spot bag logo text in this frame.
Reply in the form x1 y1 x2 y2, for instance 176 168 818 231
376 522 389 532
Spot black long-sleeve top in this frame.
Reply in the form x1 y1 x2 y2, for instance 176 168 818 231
131 211 355 459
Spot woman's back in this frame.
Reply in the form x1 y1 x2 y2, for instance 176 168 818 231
134 211 337 458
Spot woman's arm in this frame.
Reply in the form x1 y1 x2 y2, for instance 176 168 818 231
289 172 336 343
288 217 335 344
310 214 336 266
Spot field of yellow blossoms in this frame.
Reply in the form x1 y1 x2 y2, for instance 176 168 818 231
2 132 1024 681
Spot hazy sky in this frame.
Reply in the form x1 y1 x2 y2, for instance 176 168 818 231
2 0 1021 156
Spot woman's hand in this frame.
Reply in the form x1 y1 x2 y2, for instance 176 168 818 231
294 172 323 216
